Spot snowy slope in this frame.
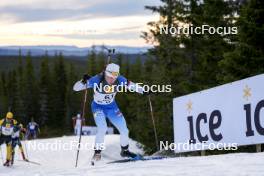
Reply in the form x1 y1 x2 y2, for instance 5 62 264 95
0 135 263 176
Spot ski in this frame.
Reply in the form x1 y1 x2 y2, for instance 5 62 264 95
107 156 166 164
17 159 41 165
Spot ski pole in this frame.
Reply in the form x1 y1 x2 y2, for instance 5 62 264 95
75 84 88 167
102 46 115 65
148 95 159 151
22 133 30 166
23 139 29 161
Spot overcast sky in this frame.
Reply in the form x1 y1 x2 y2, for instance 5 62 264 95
0 0 160 47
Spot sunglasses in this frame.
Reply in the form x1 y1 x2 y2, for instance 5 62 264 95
106 70 119 77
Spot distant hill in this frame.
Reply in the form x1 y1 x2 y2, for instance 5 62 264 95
0 55 87 73
0 45 151 57
0 52 149 73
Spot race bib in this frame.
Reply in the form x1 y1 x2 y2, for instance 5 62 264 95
30 124 35 130
94 91 116 105
2 126 13 135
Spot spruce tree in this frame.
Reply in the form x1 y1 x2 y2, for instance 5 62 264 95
50 53 67 131
16 52 27 122
219 0 264 82
39 55 51 127
23 52 39 123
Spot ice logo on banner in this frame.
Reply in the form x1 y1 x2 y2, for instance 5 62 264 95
173 74 264 153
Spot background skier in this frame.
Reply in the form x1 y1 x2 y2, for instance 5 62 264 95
11 123 28 164
26 118 40 140
0 112 18 166
72 113 85 135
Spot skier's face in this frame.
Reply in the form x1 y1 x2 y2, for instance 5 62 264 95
105 75 117 85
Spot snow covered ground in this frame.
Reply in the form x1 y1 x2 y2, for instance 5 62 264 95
0 135 263 176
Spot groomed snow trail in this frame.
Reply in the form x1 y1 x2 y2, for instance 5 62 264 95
0 135 263 176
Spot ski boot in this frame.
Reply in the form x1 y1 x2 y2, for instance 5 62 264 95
120 145 137 158
91 150 101 166
3 160 11 167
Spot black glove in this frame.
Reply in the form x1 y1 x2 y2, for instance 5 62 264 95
81 74 91 84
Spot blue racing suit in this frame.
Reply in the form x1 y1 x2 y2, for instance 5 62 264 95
85 73 143 150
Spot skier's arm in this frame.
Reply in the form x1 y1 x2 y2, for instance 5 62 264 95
0 119 3 135
36 123 40 134
118 76 144 94
13 119 18 125
73 75 99 91
127 81 144 94
21 127 27 134
0 119 4 126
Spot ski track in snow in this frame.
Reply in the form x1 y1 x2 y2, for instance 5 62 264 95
0 135 263 176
